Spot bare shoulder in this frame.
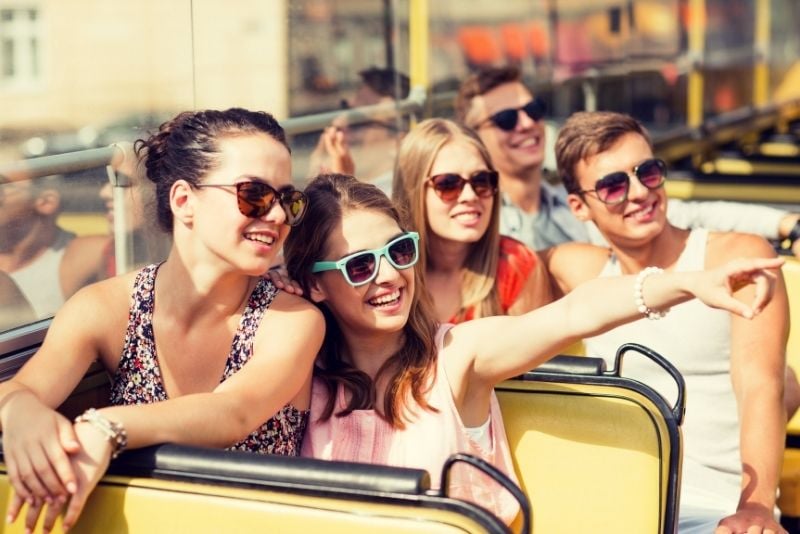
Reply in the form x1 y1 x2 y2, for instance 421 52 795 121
706 231 776 267
543 242 610 291
261 289 325 335
33 271 137 372
250 288 325 367
270 288 321 313
54 272 137 332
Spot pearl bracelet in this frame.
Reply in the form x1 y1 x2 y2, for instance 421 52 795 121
74 408 128 459
634 266 669 320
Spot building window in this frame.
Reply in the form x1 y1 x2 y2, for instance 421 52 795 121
0 8 41 87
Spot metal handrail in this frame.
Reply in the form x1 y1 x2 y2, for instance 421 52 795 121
0 145 121 181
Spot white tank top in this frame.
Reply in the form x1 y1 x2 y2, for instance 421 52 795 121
9 230 72 319
584 228 741 516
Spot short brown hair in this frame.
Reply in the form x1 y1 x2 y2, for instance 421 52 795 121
555 111 651 194
454 65 522 125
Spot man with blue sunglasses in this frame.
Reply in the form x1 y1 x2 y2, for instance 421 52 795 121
544 111 789 534
455 65 800 256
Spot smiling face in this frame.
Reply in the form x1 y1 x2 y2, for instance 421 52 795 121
567 132 668 248
188 132 293 276
311 209 415 338
425 140 495 247
470 81 545 180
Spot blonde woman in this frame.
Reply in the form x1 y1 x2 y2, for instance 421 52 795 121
392 118 551 323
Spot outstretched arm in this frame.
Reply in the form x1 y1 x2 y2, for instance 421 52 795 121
449 255 783 392
441 255 782 427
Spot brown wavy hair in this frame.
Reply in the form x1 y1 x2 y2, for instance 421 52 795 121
392 118 502 320
284 173 439 428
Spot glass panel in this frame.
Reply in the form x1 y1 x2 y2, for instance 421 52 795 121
428 0 552 115
770 0 800 104
0 1 195 333
0 0 409 334
705 0 755 55
702 0 756 116
428 1 686 134
286 0 410 187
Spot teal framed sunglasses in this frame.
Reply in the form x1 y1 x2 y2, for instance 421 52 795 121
312 232 419 287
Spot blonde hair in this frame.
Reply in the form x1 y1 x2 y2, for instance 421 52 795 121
392 118 502 320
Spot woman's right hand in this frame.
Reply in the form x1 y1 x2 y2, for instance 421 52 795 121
13 418 114 533
689 256 784 318
1 389 80 524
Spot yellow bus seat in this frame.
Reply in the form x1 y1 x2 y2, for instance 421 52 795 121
497 346 684 534
783 258 800 435
0 443 514 534
779 258 800 525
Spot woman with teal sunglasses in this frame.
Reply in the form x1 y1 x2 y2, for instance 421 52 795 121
284 173 783 526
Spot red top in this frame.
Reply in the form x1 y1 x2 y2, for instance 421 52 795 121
450 236 539 323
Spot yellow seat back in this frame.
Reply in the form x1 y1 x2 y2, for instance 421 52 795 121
497 351 682 534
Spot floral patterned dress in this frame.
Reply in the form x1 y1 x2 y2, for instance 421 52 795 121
109 263 309 455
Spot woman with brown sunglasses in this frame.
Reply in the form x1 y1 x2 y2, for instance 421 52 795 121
0 108 324 533
392 118 552 323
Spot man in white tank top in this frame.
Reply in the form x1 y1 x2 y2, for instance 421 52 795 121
0 174 109 322
544 111 789 534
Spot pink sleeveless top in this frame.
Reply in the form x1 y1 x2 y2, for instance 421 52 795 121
301 325 520 524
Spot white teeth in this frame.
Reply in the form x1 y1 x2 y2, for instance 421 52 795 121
245 233 275 245
369 290 400 306
518 137 539 148
627 203 655 219
453 212 480 221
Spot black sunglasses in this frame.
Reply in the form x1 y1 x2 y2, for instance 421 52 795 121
578 158 667 205
195 181 308 226
476 98 546 132
426 170 499 202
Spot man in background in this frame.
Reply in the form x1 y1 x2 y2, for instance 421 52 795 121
455 65 800 254
0 173 107 319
